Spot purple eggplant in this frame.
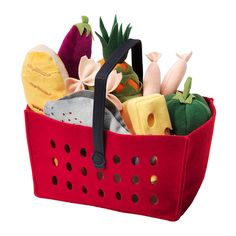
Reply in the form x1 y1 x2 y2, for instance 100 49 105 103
58 16 92 79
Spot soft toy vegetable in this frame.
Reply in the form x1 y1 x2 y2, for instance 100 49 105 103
165 77 212 135
58 16 92 79
95 16 142 102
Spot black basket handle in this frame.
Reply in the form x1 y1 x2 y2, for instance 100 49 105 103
92 39 143 168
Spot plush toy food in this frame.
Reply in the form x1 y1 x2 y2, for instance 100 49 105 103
165 77 212 135
44 90 129 135
22 45 68 114
161 52 192 95
143 52 161 96
95 16 142 102
121 94 172 135
64 56 123 111
58 16 92 79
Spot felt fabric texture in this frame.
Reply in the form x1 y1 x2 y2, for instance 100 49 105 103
65 56 100 93
110 62 143 103
44 90 129 134
143 52 161 96
95 15 132 62
165 77 212 135
121 94 172 135
58 16 92 79
22 45 68 114
24 97 216 221
65 56 123 111
95 16 142 102
161 52 192 95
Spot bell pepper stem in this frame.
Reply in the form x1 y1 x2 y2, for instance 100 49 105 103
173 77 195 104
183 77 192 100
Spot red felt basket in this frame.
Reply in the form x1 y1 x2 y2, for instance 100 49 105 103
24 39 216 221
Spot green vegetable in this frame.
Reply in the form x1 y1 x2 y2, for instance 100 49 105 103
165 77 212 135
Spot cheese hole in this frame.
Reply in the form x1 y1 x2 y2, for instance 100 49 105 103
164 128 170 135
147 113 155 127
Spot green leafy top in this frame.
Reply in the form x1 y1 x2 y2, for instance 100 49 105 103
95 15 132 61
75 16 92 37
173 77 195 104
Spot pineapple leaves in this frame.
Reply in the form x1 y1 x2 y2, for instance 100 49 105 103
95 32 108 52
107 23 118 60
99 17 109 43
112 15 118 29
96 15 132 61
118 24 123 46
124 24 132 41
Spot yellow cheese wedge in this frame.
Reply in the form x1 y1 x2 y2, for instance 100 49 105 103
22 45 68 114
121 94 172 135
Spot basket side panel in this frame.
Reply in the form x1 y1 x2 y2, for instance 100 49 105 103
179 98 216 215
25 107 188 221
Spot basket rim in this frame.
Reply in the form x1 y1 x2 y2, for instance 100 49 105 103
24 96 216 140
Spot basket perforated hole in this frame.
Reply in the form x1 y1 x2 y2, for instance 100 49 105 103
113 155 120 164
98 189 104 197
82 185 87 194
52 157 58 167
150 195 158 205
97 171 104 180
147 113 155 127
131 194 139 203
81 167 87 176
66 162 72 171
150 156 158 166
80 148 87 157
116 192 121 200
50 139 56 148
64 144 70 153
52 176 57 185
131 175 139 185
67 181 72 190
150 175 158 184
131 156 140 165
113 174 121 183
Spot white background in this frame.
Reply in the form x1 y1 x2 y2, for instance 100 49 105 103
0 0 235 235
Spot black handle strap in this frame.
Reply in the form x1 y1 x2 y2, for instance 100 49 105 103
92 39 143 168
